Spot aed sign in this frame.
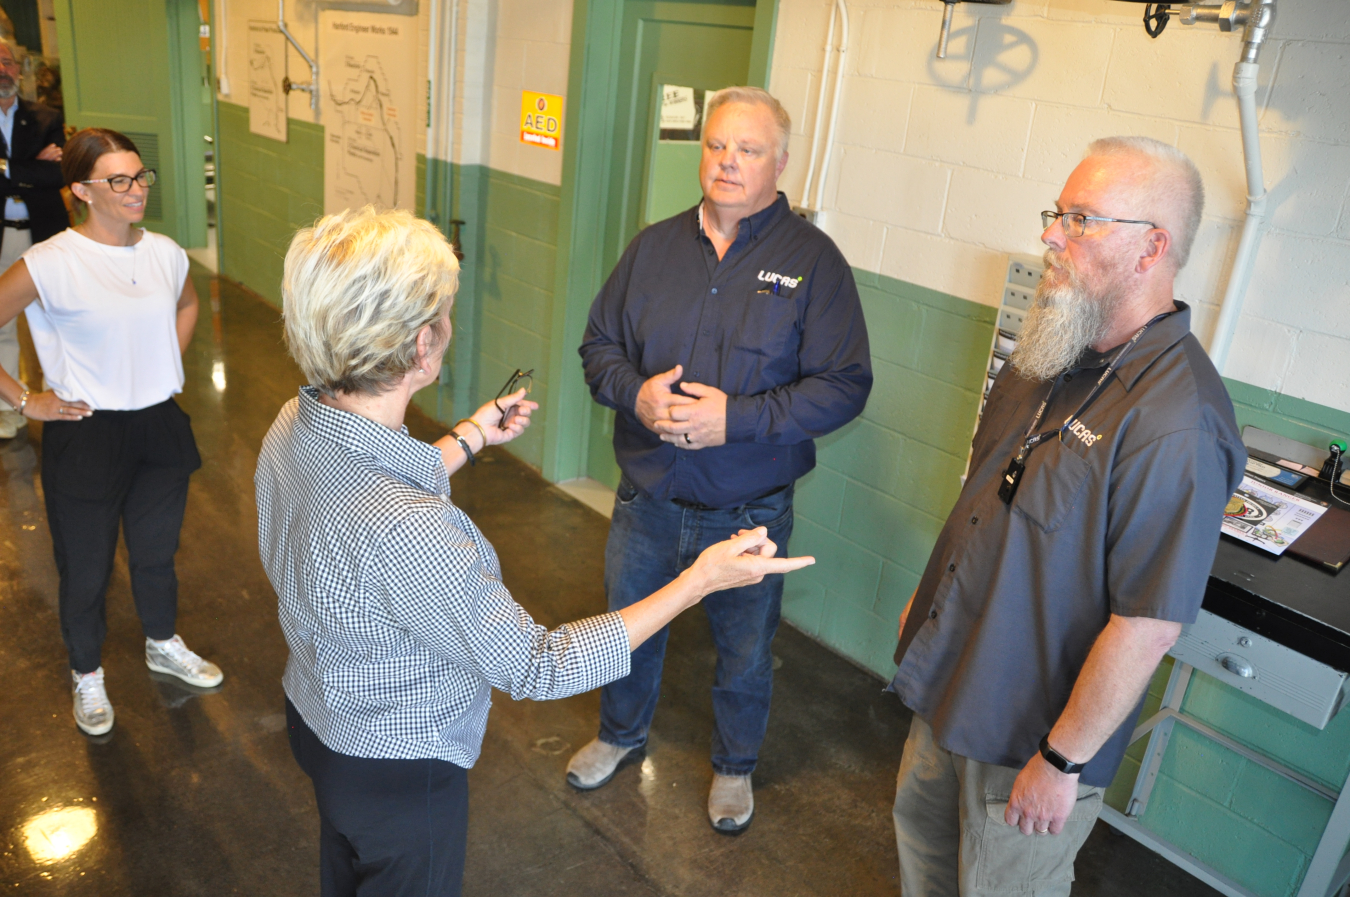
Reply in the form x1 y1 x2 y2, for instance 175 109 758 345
520 91 563 150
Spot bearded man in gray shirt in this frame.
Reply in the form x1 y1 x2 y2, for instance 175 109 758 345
888 137 1245 895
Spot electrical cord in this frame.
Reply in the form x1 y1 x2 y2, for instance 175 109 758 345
1329 445 1350 507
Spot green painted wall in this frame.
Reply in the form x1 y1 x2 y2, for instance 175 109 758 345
411 158 561 471
216 102 324 307
783 269 996 676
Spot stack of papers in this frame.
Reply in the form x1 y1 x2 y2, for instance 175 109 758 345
1222 475 1328 556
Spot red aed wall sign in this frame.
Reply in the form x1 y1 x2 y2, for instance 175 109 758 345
520 91 563 150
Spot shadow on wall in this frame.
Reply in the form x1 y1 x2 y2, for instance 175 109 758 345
925 22 1038 124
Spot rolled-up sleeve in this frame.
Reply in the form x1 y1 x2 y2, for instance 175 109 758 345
375 509 631 701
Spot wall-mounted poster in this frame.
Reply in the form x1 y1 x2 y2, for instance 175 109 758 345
659 85 705 142
321 12 418 212
520 91 563 150
247 21 287 143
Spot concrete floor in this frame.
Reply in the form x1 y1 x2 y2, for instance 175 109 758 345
0 269 1223 895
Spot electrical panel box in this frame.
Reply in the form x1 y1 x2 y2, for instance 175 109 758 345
980 254 1042 404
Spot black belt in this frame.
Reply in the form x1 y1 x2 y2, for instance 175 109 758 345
671 483 789 512
3 219 29 230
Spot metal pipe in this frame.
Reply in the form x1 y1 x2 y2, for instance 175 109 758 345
1207 0 1275 373
800 0 840 210
937 0 956 58
424 0 441 221
277 0 318 112
216 0 230 95
813 0 849 212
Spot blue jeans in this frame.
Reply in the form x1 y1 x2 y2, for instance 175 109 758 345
598 477 795 776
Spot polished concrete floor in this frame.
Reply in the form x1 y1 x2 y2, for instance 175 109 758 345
0 269 1223 895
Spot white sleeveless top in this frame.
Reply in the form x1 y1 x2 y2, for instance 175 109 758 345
23 228 189 411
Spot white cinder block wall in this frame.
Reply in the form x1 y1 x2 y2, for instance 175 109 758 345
771 0 1350 410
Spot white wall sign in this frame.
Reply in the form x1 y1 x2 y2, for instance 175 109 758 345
247 21 288 143
321 12 418 213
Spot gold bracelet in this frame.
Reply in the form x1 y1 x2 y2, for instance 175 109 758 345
454 418 488 449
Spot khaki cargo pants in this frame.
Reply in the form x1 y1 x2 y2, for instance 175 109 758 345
893 715 1104 896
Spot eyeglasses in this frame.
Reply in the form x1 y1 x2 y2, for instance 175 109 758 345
494 368 533 427
1041 210 1155 238
81 169 157 193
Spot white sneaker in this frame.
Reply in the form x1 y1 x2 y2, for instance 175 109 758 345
145 635 224 688
72 668 115 735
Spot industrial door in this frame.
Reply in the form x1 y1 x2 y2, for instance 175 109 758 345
53 0 209 247
585 0 756 489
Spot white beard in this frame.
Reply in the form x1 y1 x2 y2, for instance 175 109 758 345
1010 251 1123 382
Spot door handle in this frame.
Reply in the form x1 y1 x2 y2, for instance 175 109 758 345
1217 653 1255 679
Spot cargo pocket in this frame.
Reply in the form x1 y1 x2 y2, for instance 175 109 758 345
975 789 1104 891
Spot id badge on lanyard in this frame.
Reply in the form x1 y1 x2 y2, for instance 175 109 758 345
996 315 1164 506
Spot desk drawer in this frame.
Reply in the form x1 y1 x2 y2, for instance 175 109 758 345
1171 609 1348 729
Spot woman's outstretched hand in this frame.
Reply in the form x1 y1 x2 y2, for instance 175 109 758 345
619 527 814 650
470 388 538 446
23 391 93 422
686 527 814 596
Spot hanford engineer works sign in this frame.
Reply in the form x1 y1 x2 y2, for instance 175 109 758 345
520 91 563 150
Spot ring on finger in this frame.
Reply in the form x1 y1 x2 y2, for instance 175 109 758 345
1036 827 1049 835
684 433 692 444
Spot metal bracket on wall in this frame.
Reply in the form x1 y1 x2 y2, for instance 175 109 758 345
1105 659 1350 897
278 0 319 113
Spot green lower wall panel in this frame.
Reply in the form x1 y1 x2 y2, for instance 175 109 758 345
216 102 324 308
410 158 561 471
782 269 996 678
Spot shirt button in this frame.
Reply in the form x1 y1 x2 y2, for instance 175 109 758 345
948 563 956 572
1065 373 1074 381
929 609 938 619
711 287 718 294
970 516 978 525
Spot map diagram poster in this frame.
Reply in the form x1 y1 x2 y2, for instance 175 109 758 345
321 12 418 213
248 21 287 142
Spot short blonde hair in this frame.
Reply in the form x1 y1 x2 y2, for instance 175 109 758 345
1086 136 1205 270
282 207 460 396
705 86 792 159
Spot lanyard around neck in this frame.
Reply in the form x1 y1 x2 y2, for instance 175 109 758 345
1013 313 1168 464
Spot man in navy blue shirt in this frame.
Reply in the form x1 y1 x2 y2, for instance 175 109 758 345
568 86 872 833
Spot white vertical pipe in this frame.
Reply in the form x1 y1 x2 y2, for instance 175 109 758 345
216 0 230 95
799 0 838 209
812 0 848 212
425 0 441 218
1207 59 1268 373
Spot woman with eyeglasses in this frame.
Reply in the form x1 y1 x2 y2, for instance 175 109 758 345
0 127 222 737
258 206 813 896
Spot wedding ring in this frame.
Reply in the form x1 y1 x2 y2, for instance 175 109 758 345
684 433 692 444
1036 827 1049 835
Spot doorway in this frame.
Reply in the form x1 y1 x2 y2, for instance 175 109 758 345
550 0 760 490
52 0 214 252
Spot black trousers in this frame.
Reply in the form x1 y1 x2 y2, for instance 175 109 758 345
41 398 201 674
285 700 469 897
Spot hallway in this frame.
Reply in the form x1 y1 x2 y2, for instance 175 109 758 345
0 269 1217 895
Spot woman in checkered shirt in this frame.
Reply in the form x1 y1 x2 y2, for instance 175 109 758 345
255 206 813 897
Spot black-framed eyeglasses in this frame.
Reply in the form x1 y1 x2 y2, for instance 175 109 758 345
81 169 157 193
1041 210 1155 238
494 368 533 427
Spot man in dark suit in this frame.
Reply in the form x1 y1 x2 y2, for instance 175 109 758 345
0 37 66 438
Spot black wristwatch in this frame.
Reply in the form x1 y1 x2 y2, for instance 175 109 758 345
1039 734 1087 775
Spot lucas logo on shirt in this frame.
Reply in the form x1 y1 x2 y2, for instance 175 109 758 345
757 270 801 289
1065 417 1105 448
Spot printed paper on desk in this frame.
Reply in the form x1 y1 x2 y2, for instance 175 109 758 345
1221 475 1327 555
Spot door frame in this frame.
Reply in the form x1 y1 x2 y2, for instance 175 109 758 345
540 0 778 483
